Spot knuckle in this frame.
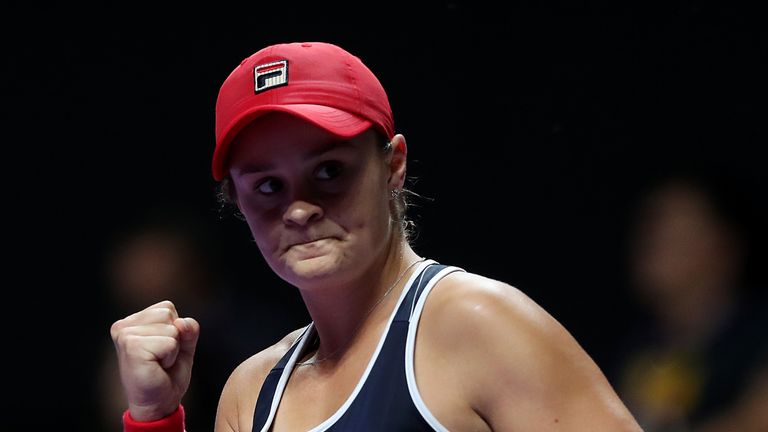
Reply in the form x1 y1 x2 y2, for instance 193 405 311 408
155 307 174 322
158 300 177 314
167 324 180 339
121 334 141 352
109 320 123 339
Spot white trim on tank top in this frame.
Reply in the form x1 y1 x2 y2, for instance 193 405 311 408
258 323 312 432
257 259 438 432
405 265 465 432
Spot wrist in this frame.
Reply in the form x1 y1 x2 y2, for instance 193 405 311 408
128 401 181 423
123 404 185 432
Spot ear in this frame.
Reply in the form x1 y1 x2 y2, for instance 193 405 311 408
224 177 243 212
387 134 408 191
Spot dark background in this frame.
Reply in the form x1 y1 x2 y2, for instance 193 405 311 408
6 2 766 429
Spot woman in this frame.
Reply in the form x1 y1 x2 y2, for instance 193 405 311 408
111 41 642 431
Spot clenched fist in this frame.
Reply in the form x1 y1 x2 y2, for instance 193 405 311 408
110 300 200 421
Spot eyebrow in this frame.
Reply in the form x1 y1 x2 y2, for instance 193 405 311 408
237 140 356 174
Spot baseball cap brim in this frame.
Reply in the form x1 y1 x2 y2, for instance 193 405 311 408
212 104 373 181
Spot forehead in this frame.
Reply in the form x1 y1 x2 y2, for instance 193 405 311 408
228 113 377 172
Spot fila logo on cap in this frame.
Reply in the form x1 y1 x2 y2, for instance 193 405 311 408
254 60 288 93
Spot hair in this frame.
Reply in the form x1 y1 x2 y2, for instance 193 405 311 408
215 130 419 243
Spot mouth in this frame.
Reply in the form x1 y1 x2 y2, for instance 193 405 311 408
285 236 334 251
284 237 336 260
293 236 325 246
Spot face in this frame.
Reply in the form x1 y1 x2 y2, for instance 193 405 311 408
630 182 739 302
227 113 405 289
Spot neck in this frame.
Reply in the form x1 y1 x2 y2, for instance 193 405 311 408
297 237 422 365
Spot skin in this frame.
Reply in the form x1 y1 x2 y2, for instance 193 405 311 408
111 113 643 431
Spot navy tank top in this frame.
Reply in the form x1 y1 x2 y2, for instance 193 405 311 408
251 260 464 431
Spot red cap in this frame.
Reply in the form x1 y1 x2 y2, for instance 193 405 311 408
212 42 395 181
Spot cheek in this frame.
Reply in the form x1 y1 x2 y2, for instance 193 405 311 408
337 188 391 239
241 209 281 250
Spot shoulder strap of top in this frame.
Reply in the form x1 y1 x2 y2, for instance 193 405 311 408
393 263 449 322
252 324 312 431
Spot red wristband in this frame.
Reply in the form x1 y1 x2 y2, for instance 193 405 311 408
123 405 185 432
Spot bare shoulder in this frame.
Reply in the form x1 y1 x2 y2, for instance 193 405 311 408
214 326 308 432
419 270 570 380
422 271 598 383
423 271 553 341
418 270 642 431
230 326 307 386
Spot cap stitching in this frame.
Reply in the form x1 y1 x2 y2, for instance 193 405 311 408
344 52 362 116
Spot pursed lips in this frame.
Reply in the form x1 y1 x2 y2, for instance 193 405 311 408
285 236 335 251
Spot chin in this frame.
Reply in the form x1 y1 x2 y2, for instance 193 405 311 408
284 254 347 285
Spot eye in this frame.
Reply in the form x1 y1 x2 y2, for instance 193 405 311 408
255 177 283 195
315 161 343 180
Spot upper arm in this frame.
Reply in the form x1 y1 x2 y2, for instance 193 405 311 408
423 273 642 431
214 362 247 432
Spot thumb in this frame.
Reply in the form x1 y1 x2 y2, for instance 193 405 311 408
175 317 200 359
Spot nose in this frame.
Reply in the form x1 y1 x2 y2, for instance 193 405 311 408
282 199 324 226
